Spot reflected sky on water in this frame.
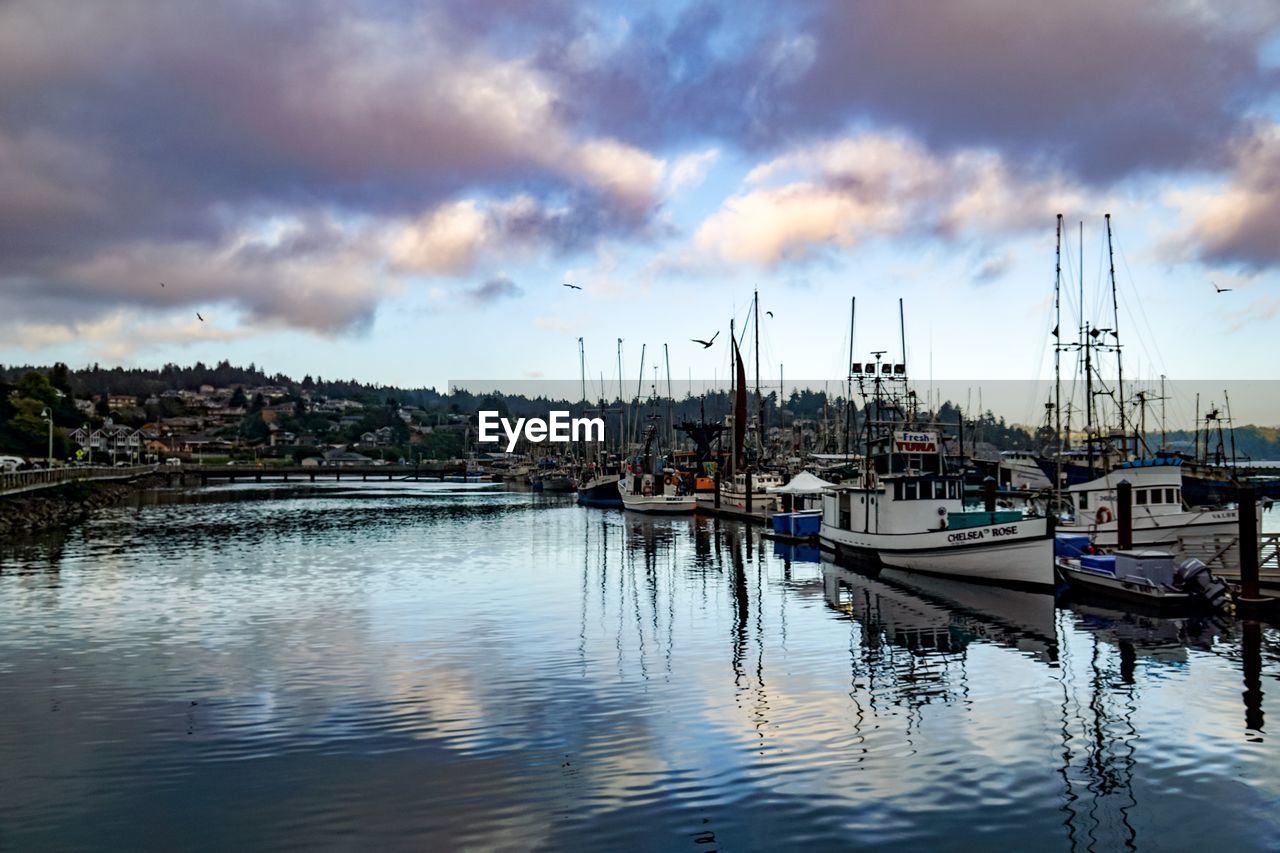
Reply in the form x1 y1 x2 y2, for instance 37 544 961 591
1 484 1277 851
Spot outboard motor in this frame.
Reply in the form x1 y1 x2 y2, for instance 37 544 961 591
1174 558 1232 612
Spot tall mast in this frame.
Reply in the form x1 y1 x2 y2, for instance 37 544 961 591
1054 214 1063 498
664 342 673 448
729 318 735 472
845 297 855 458
754 288 762 455
578 336 586 404
1105 213 1125 453
617 338 625 452
898 297 907 375
634 343 646 447
1160 374 1167 451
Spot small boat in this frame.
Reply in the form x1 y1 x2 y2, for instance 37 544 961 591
1055 550 1231 611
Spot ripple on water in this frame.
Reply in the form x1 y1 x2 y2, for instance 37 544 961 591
0 487 1278 850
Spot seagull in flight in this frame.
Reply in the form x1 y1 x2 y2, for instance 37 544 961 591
691 331 720 348
196 312 204 322
562 282 582 290
765 310 774 318
1212 281 1232 293
159 281 165 288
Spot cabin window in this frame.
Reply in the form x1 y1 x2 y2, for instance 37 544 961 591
949 481 959 500
1166 488 1176 505
1079 492 1089 510
1136 490 1147 505
1174 488 1181 505
905 481 918 500
1152 490 1163 504
893 481 903 500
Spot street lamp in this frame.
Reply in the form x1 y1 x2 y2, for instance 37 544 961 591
40 408 52 467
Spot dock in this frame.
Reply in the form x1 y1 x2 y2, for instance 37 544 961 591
167 463 482 486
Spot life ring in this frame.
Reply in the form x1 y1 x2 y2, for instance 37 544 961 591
1095 506 1113 525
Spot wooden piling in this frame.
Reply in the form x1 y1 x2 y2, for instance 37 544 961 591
1116 479 1133 550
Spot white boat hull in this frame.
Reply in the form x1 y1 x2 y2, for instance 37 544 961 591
1059 508 1242 551
821 519 1053 588
618 480 695 514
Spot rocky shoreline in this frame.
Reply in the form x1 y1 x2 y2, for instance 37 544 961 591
0 474 167 536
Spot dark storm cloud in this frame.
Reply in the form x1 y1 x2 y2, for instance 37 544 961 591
540 1 1278 182
2 0 1278 339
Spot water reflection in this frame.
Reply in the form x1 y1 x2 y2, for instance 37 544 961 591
0 488 1277 850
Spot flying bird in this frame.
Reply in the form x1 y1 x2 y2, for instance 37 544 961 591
766 311 774 318
159 282 165 288
691 331 720 348
562 283 582 290
1212 281 1232 293
196 312 204 322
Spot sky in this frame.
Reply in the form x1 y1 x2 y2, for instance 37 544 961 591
2 0 1280 425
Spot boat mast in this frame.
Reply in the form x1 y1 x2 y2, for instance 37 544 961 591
729 318 736 475
845 297 855 459
1160 374 1167 452
1194 393 1200 461
1225 389 1238 468
1105 213 1126 455
664 343 673 449
1054 214 1063 500
754 288 763 458
617 338 625 453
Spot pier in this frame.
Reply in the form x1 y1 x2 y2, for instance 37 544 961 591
0 465 158 497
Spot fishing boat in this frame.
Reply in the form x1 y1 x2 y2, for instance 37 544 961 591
694 469 784 516
1056 459 1247 552
819 340 1053 589
999 450 1051 490
618 423 695 514
577 454 624 507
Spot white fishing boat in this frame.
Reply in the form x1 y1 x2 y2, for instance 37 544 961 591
999 450 1051 490
616 476 696 514
819 348 1052 589
694 469 784 515
1057 460 1247 552
618 421 695 515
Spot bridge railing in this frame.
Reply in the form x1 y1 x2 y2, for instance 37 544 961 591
0 465 157 497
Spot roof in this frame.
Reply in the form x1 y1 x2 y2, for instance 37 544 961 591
768 470 836 494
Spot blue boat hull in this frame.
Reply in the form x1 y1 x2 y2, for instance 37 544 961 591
577 479 623 508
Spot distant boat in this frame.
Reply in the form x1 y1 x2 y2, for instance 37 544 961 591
618 422 695 514
999 450 1050 490
577 454 624 507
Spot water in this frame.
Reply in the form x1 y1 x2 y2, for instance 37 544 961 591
1 483 1278 851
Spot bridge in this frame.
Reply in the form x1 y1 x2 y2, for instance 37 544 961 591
170 463 481 485
0 465 158 497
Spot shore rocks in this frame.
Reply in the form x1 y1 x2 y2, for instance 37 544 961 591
0 475 166 536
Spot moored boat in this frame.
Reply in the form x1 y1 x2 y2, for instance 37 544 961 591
819 351 1052 589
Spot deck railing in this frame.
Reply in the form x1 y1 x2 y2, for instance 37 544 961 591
0 465 156 497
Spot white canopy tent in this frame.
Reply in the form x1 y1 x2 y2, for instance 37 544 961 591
767 471 835 495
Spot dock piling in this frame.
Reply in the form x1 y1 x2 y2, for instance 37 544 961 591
1116 479 1133 550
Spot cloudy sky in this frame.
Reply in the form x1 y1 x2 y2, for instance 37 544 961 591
2 0 1279 412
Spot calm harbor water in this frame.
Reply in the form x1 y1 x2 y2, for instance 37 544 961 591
1 483 1278 851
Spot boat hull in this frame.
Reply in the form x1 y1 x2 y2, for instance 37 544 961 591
577 475 624 507
1055 557 1193 610
820 518 1054 589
